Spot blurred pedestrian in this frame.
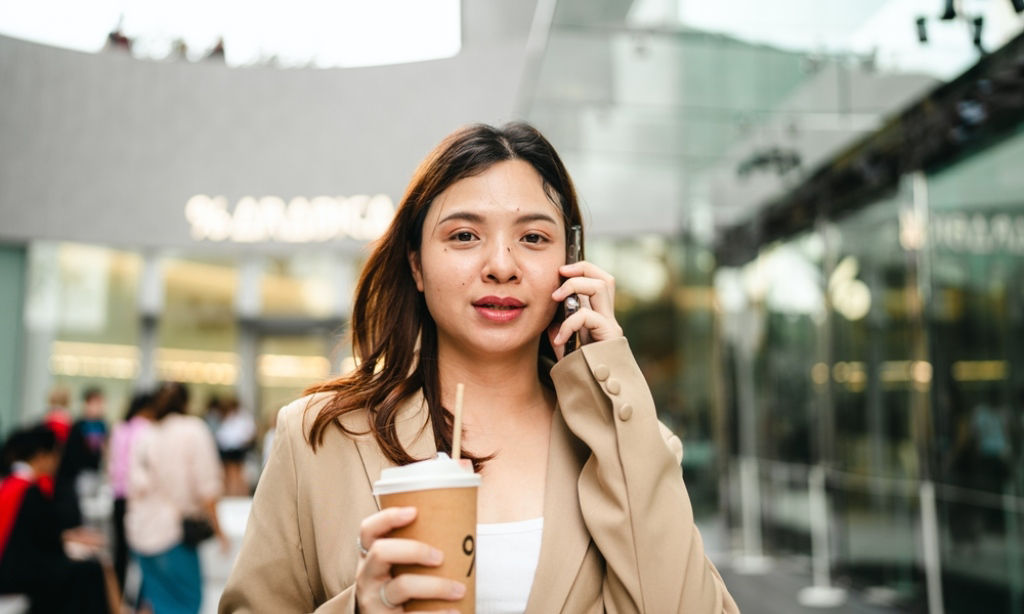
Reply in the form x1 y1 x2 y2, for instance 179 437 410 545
126 382 227 614
54 386 109 531
0 424 116 614
214 398 255 496
203 395 224 435
54 386 108 528
43 387 73 444
107 390 156 593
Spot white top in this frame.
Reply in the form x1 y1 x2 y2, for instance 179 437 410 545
215 411 256 449
475 517 544 614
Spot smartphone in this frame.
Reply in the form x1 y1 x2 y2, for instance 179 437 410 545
563 225 583 354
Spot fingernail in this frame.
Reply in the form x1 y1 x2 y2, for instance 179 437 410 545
399 506 416 519
429 548 443 564
451 582 466 598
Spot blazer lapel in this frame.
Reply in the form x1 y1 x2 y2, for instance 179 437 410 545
353 393 436 510
525 406 590 614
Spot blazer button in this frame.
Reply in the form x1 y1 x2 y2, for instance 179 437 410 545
593 364 610 381
605 378 621 395
618 404 634 421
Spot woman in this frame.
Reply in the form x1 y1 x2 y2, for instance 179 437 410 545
107 390 156 591
127 382 228 613
220 123 737 613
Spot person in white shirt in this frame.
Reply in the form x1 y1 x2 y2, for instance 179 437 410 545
214 398 256 497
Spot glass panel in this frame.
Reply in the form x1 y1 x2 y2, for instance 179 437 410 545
261 253 350 318
32 243 143 421
927 126 1024 613
723 232 824 553
257 333 338 430
157 256 239 411
829 195 921 600
589 235 722 516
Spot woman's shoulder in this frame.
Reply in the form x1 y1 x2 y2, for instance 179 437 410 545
274 390 371 441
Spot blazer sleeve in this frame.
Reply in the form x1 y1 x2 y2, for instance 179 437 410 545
218 404 355 614
550 337 739 614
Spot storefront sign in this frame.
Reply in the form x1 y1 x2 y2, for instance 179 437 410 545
931 212 1024 255
185 194 396 243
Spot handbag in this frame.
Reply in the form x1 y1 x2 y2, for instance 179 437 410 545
182 516 215 547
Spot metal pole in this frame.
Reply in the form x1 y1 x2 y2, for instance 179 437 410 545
798 465 848 607
919 481 945 614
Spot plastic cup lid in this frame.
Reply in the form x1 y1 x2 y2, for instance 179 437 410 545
373 452 481 495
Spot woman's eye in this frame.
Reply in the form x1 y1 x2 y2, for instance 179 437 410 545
522 233 546 244
454 232 475 242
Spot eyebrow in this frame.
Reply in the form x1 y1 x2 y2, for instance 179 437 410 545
437 211 560 225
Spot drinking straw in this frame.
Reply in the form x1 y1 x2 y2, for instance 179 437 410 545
452 383 464 461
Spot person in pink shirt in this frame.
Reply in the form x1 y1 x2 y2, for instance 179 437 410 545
126 382 227 614
107 390 155 592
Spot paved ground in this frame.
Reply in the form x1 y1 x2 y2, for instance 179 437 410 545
700 522 906 614
199 497 251 614
716 559 906 614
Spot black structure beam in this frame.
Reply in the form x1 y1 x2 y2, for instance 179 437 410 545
716 30 1024 266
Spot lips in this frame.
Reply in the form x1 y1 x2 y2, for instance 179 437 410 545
473 296 525 322
472 296 525 309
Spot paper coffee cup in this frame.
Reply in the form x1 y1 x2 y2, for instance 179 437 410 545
373 453 481 613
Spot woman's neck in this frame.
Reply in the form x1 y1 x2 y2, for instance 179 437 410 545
435 341 551 426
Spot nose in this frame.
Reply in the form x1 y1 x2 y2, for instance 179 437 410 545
482 239 520 284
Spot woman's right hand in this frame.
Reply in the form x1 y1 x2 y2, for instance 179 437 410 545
356 506 467 613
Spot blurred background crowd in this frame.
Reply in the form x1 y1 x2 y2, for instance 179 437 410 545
2 381 257 613
2 0 1024 612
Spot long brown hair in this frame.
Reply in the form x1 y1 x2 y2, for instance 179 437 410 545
305 122 583 467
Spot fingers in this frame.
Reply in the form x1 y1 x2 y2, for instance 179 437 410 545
559 261 615 289
553 261 616 316
550 261 622 355
363 538 444 578
385 574 466 607
359 506 417 556
552 277 613 316
550 307 623 348
357 506 460 612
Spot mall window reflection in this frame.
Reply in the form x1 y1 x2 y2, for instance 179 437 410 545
589 235 722 514
24 243 143 420
20 246 358 440
722 126 1024 611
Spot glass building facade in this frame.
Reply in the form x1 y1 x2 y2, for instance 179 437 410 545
715 125 1024 612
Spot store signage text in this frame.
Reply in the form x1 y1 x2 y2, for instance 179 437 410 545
931 212 1024 255
185 194 396 243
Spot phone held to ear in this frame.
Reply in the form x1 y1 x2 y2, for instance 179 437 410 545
563 225 583 354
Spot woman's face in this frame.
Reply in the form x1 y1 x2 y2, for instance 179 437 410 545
410 159 567 360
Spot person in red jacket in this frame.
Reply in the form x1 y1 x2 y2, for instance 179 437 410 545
0 424 114 614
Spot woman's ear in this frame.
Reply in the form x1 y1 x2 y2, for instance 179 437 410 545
408 251 424 292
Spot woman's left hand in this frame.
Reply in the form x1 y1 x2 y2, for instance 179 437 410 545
548 261 623 360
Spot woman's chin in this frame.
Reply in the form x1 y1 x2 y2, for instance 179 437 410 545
443 329 544 359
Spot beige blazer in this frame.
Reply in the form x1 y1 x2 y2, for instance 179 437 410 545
220 338 739 613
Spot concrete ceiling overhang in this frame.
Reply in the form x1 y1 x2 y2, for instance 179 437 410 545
0 0 537 254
